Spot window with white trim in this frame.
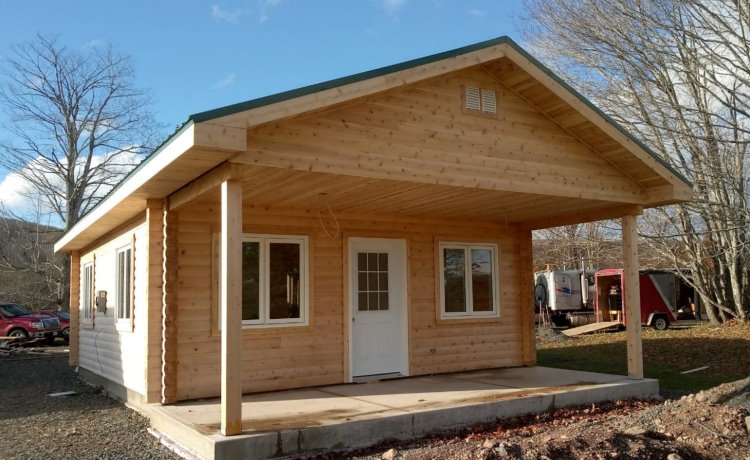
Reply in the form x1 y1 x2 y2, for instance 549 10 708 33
115 244 133 326
82 262 94 321
219 234 308 327
439 242 499 318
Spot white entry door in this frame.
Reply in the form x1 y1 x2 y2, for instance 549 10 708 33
349 238 408 378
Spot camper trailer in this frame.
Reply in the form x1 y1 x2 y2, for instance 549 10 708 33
594 269 679 330
534 269 597 326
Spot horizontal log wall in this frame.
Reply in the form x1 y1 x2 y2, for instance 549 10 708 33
174 201 523 400
237 66 644 207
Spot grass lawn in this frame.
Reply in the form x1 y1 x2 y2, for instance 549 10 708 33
537 320 750 393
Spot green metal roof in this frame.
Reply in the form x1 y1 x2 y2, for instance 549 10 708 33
189 36 514 123
57 35 691 248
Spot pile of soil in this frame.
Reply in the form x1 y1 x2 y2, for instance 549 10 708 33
535 326 572 343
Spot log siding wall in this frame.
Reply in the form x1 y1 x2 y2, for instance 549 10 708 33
174 202 524 400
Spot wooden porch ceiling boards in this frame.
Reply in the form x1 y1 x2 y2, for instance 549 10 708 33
189 164 623 225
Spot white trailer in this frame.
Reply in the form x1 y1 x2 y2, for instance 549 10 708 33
534 269 597 326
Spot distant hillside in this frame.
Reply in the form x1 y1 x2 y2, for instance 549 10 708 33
0 216 64 309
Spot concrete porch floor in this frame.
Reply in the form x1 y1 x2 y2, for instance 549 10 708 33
145 367 659 460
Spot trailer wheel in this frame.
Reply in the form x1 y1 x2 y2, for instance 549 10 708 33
652 315 670 331
534 284 547 307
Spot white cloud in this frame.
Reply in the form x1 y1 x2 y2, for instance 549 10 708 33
83 38 107 49
0 172 34 214
380 0 407 13
468 8 485 17
259 0 283 23
0 150 142 225
211 4 243 23
211 73 237 89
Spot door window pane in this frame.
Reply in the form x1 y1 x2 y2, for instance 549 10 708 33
242 242 260 320
357 252 389 311
268 242 301 319
443 248 467 313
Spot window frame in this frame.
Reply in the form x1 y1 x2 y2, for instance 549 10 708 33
217 233 309 329
115 244 133 330
81 261 94 323
438 242 500 319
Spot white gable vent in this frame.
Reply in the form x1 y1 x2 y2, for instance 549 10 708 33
464 85 497 115
465 86 482 111
481 89 497 114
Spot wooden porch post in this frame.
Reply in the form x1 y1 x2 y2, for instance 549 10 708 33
622 214 644 379
220 180 243 436
145 200 164 403
518 227 536 366
69 251 80 367
161 200 179 404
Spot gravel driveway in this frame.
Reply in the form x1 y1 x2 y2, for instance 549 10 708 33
0 347 179 460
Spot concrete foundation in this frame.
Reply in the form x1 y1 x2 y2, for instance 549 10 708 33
144 367 659 460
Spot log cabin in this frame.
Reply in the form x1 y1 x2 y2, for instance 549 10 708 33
54 36 691 437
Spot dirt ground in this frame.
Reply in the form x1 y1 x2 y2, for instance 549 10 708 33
0 345 179 460
1 340 748 460
317 378 750 460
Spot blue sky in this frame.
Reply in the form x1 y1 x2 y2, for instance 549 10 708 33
0 0 526 219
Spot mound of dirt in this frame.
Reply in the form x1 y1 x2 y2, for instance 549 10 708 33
536 326 572 343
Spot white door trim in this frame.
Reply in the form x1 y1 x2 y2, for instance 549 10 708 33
347 237 409 381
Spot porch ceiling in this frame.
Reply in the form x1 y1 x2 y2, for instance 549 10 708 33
192 163 640 226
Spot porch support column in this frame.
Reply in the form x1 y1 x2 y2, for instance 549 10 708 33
220 180 243 436
161 199 179 404
622 214 644 379
145 199 164 403
518 227 536 365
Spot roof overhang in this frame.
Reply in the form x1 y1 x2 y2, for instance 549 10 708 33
55 36 692 253
54 121 246 252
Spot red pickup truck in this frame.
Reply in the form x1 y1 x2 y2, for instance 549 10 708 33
0 303 61 340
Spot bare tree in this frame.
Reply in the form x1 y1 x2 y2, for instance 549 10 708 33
0 205 63 308
0 35 159 230
0 35 161 309
533 222 624 272
521 0 750 322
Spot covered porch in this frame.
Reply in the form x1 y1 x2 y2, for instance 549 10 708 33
53 37 693 460
145 366 659 460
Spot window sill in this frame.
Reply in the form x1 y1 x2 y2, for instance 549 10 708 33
115 320 132 333
212 320 310 337
436 314 501 325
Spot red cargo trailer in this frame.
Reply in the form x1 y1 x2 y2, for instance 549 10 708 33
594 269 677 330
